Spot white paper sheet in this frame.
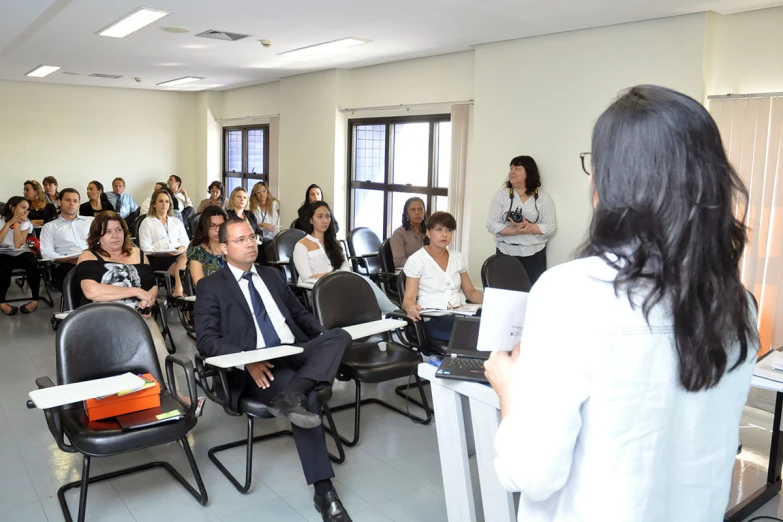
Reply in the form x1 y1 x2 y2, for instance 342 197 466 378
476 287 528 352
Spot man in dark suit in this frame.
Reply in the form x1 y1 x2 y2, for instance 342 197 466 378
195 218 352 522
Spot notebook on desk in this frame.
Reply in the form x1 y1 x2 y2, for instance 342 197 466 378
435 316 488 384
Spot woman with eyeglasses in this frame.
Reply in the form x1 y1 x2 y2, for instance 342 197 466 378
486 156 556 285
485 85 758 522
187 205 228 287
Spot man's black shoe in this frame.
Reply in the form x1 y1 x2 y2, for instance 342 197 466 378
269 391 322 428
314 489 352 522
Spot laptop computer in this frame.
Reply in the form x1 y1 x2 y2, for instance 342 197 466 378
435 316 488 384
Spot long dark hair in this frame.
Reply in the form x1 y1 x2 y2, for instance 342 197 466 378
299 184 322 212
2 196 26 221
190 205 228 249
87 211 134 257
579 85 756 392
402 197 427 231
89 181 111 207
306 201 344 270
504 156 541 195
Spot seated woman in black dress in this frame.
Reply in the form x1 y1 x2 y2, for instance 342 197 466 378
75 211 167 358
23 180 57 226
225 187 259 233
294 183 339 232
79 181 113 217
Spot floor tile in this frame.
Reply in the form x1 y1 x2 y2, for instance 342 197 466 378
219 499 306 522
337 466 418 505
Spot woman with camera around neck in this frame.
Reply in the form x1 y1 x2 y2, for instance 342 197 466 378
486 155 556 285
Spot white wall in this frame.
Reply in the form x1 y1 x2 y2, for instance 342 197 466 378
221 82 280 121
467 13 708 279
0 80 197 206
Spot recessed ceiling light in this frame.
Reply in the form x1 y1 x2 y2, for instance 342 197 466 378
25 65 60 78
62 71 83 76
278 38 369 59
251 62 292 69
160 26 189 34
98 7 170 38
157 76 204 87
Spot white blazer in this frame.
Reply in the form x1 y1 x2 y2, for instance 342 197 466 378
138 215 189 252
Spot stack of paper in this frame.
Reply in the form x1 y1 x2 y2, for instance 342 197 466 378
754 350 783 383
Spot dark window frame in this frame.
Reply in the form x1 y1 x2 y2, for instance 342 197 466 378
347 114 450 239
223 124 270 191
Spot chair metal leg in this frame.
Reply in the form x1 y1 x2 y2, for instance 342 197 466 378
57 441 207 522
322 403 346 464
323 377 432 447
156 305 176 354
394 379 433 415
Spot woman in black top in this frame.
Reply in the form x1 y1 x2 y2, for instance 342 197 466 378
79 181 113 217
294 183 339 232
23 180 57 226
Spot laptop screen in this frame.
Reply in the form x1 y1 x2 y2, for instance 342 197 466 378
446 316 487 359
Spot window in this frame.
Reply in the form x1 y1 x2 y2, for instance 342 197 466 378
223 125 269 195
348 115 450 239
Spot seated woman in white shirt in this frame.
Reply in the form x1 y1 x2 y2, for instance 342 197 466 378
484 85 759 522
0 197 40 315
292 201 396 315
138 188 189 297
249 181 280 241
401 211 483 342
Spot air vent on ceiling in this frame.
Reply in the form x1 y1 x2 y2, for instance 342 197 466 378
89 73 122 79
195 29 250 41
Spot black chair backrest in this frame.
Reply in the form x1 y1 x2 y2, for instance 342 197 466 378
61 267 82 312
181 206 195 235
124 208 140 228
188 212 201 236
481 254 532 292
290 218 299 229
347 227 383 276
132 214 147 242
0 202 5 216
56 303 164 387
379 238 394 273
313 271 381 329
270 229 306 283
397 269 407 299
181 266 195 296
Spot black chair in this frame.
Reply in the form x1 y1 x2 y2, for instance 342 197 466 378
290 218 299 229
28 303 207 522
10 259 55 308
124 208 141 229
188 212 202 237
481 253 532 292
194 360 345 493
175 267 196 341
346 228 383 283
378 238 400 303
267 228 305 285
180 206 195 234
131 214 147 247
313 271 431 446
396 270 448 355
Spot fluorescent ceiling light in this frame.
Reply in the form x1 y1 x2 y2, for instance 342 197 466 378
157 76 204 87
98 7 170 38
26 65 60 78
278 38 368 58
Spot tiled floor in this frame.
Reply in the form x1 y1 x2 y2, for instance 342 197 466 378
1 285 782 522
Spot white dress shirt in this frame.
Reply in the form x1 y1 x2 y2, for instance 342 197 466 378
292 235 350 283
227 263 295 347
174 190 192 209
39 215 94 259
493 256 756 522
0 218 32 255
403 247 467 310
138 215 189 251
486 188 556 257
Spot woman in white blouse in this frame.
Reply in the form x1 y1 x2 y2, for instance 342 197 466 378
486 155 556 285
0 197 40 315
138 188 189 297
292 201 396 315
485 85 759 522
249 181 280 241
402 211 483 341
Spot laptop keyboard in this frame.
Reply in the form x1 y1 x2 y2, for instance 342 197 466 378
441 357 484 370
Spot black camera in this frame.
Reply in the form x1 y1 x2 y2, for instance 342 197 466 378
507 208 525 223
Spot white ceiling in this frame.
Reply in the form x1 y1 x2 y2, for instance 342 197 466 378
0 0 780 92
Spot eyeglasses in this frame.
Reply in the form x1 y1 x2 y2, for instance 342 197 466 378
580 152 592 176
208 223 222 230
226 234 258 245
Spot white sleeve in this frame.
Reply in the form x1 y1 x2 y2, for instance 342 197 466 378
138 219 155 251
272 200 280 225
292 243 314 282
487 190 510 235
403 252 424 278
454 251 467 274
493 270 589 501
536 191 557 238
40 223 59 258
140 198 150 215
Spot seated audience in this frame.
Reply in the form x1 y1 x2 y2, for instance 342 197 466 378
140 181 167 215
484 85 759 522
24 180 57 226
79 181 113 217
196 181 227 213
390 197 426 268
168 175 193 209
249 181 280 241
42 176 60 212
294 184 339 232
195 218 353 522
0 197 39 315
39 188 93 289
138 188 188 297
106 177 139 219
187 206 228 287
293 201 396 315
75 212 168 361
226 187 260 234
402 211 483 341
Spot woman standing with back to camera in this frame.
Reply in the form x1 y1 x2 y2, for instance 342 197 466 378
486 156 556 285
485 85 758 522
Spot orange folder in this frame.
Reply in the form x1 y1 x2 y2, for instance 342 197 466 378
84 373 161 421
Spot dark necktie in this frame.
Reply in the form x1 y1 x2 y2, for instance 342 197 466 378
241 272 281 347
114 195 122 212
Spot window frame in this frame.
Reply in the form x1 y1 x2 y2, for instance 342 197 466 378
223 124 270 192
346 114 450 239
